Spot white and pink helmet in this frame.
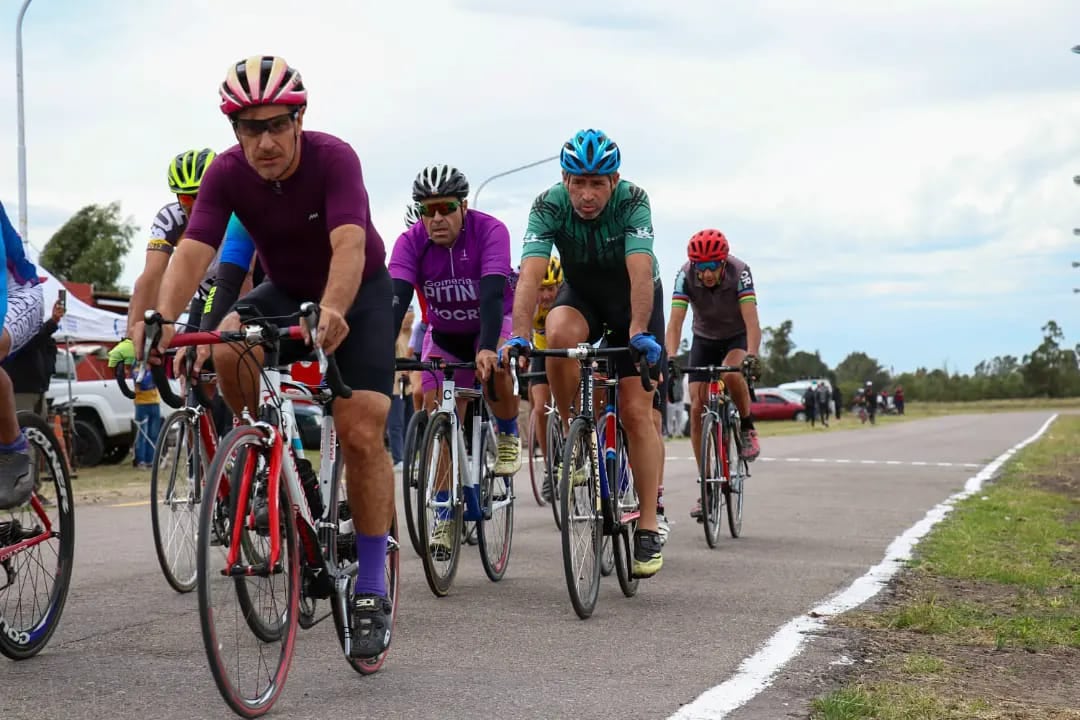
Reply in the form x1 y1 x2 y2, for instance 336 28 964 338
219 55 307 117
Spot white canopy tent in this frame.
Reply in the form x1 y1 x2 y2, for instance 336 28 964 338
25 246 127 342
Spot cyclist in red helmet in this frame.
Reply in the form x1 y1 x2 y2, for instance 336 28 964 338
665 229 762 520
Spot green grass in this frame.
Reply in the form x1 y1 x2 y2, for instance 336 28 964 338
814 415 1080 716
811 684 992 720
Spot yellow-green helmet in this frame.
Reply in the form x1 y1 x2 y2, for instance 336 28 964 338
167 148 216 195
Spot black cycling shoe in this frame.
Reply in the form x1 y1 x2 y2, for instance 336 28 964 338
349 593 393 659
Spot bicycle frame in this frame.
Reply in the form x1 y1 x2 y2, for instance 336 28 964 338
0 496 58 564
426 376 499 524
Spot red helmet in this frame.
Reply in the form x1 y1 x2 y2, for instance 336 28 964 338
687 229 729 263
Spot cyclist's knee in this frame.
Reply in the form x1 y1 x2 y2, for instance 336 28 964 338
339 395 391 456
216 311 242 332
546 307 588 348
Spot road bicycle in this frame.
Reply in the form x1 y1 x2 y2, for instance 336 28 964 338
144 304 400 718
680 364 753 547
396 357 516 596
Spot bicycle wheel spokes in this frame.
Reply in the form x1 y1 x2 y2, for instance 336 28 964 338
700 415 723 549
478 430 514 582
611 425 639 598
417 412 462 597
726 422 745 539
560 419 601 619
151 411 202 593
197 427 299 718
547 411 565 530
0 413 75 660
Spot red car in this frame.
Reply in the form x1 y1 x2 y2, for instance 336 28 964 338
751 388 807 421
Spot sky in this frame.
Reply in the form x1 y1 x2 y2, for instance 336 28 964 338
1 0 1079 375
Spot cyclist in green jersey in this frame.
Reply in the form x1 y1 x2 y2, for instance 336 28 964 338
503 129 667 578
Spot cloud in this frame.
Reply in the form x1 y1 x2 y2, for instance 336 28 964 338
0 0 1078 373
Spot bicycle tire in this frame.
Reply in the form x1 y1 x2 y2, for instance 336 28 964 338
526 417 546 506
560 418 602 619
546 409 565 530
478 428 514 582
417 411 463 597
0 412 74 660
401 410 427 557
725 411 745 539
150 410 204 593
700 413 723 549
197 425 299 718
611 423 639 597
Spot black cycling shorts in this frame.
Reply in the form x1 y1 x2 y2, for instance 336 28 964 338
528 354 548 386
551 279 666 383
226 266 395 398
688 333 748 384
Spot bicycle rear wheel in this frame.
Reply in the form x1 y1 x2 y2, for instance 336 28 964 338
150 409 205 593
526 417 545 506
547 410 565 530
0 412 74 660
401 410 427 557
197 425 299 718
610 423 639 597
417 411 463 597
478 428 514 581
560 418 602 619
699 413 723 548
725 413 745 539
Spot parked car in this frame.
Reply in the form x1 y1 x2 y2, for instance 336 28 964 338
293 402 323 451
751 387 807 421
46 345 180 467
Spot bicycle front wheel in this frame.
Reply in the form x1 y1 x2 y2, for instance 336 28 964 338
526 417 546 506
417 411 463 597
699 413 723 549
478 428 514 582
0 412 74 660
725 414 745 539
610 423 639 598
560 418 602 619
547 410 565 530
150 410 205 593
197 425 299 718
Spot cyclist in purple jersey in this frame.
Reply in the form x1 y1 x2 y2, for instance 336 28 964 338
665 229 762 521
389 165 522 500
142 55 396 661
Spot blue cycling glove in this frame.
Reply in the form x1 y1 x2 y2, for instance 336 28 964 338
629 332 662 366
499 335 532 364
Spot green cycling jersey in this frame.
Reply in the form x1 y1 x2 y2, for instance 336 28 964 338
521 180 660 295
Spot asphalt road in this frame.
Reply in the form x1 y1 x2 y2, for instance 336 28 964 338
0 411 1054 720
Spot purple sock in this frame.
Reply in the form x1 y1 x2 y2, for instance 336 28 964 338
353 532 388 597
0 433 27 453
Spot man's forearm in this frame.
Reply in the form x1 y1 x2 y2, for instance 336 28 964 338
512 283 539 339
628 263 654 336
322 233 365 313
747 325 762 356
158 242 215 320
127 274 160 336
665 320 682 358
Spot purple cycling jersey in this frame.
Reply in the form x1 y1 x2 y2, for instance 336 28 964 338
388 209 513 335
184 131 385 302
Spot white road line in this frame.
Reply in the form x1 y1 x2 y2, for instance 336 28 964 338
666 413 1058 720
662 457 986 469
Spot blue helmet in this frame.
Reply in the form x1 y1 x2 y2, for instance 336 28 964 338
560 129 621 175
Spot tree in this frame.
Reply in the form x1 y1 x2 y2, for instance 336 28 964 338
835 351 890 390
762 319 795 383
1021 321 1080 398
788 350 830 380
40 202 136 292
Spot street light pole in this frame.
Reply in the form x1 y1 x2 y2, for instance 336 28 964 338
16 0 34 243
472 155 560 209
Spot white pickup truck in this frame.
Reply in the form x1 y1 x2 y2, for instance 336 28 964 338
45 347 177 467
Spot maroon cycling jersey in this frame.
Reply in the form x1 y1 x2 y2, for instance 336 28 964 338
671 255 756 341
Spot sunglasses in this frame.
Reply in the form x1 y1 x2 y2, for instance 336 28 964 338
232 111 297 138
696 261 723 272
418 200 462 217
